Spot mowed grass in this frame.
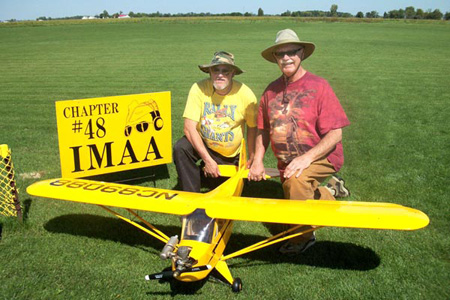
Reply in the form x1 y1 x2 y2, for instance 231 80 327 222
1 18 449 299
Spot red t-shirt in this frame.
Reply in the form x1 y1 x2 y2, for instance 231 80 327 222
257 72 350 172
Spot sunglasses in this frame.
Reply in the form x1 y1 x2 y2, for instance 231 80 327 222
124 122 149 137
273 48 303 59
211 67 233 76
124 111 163 136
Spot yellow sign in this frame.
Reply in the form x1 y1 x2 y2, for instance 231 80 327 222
55 92 172 178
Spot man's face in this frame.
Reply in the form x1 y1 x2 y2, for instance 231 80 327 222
210 65 234 92
273 44 304 77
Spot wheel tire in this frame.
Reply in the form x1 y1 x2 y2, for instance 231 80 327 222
232 278 242 293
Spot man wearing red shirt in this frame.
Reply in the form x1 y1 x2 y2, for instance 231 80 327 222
249 29 350 254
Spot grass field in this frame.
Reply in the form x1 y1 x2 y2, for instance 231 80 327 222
1 18 449 299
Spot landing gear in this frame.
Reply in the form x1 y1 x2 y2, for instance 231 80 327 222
231 278 242 293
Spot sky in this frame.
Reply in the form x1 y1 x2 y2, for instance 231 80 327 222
1 0 449 21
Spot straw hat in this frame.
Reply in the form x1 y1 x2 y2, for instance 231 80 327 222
198 51 244 75
261 29 315 63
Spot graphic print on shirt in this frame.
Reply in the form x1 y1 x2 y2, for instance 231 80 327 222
200 102 237 148
269 89 315 163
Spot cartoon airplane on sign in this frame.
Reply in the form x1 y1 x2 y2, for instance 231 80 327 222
27 141 429 293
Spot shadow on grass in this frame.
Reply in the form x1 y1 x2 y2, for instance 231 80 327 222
44 214 179 252
44 212 380 295
44 213 380 272
145 274 208 297
227 232 380 271
22 198 33 221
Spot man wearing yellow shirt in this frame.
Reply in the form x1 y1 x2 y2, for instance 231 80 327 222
173 51 257 192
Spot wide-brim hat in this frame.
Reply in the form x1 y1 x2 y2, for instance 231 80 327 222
261 29 315 63
198 51 244 75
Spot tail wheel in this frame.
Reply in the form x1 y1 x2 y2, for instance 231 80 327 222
231 278 242 293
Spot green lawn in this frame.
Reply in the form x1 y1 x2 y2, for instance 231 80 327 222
0 18 449 299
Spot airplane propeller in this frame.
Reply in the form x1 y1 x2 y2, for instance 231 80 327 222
145 265 212 281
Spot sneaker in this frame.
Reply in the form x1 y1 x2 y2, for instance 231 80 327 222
279 233 316 255
327 175 350 198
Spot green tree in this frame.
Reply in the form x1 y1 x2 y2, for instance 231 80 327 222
258 8 264 16
428 9 443 19
415 9 424 19
365 11 379 18
405 6 415 19
330 4 338 17
388 9 404 19
445 12 450 20
356 11 364 18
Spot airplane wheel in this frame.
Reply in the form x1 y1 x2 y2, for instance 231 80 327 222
231 278 242 293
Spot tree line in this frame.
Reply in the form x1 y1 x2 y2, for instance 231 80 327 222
34 5 450 22
280 5 447 20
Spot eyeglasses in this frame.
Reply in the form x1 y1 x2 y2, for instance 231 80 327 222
273 48 303 59
211 67 233 76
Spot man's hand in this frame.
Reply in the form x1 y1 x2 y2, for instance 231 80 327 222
283 129 342 179
248 160 266 181
283 155 313 179
203 158 220 178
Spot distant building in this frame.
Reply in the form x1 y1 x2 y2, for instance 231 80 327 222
118 14 130 18
82 16 98 20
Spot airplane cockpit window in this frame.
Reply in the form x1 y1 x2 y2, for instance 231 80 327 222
182 209 215 243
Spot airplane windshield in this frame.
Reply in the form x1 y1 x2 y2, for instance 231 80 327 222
182 209 215 243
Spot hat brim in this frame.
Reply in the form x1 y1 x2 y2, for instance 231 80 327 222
261 41 315 63
198 63 244 75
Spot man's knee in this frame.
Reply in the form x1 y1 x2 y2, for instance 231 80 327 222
173 136 191 160
282 175 315 200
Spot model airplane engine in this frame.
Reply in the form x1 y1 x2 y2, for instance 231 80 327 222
160 235 179 260
159 235 198 278
173 246 196 277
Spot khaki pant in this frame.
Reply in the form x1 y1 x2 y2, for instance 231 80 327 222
282 157 336 242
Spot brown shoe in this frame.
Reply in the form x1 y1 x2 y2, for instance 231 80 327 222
327 175 350 198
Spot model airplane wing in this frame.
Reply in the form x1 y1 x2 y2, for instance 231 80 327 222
27 178 200 216
27 177 429 231
204 196 429 231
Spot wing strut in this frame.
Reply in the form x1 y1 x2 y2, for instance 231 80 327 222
222 225 321 261
99 205 170 244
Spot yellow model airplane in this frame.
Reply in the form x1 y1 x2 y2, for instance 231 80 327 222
27 141 429 293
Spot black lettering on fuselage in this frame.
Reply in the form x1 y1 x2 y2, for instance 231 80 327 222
49 179 178 200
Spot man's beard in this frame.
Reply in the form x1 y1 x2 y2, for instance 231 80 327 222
213 81 230 91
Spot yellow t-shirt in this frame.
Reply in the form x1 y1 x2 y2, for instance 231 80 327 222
183 78 257 157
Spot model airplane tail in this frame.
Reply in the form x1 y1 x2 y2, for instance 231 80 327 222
216 139 248 178
216 139 279 179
